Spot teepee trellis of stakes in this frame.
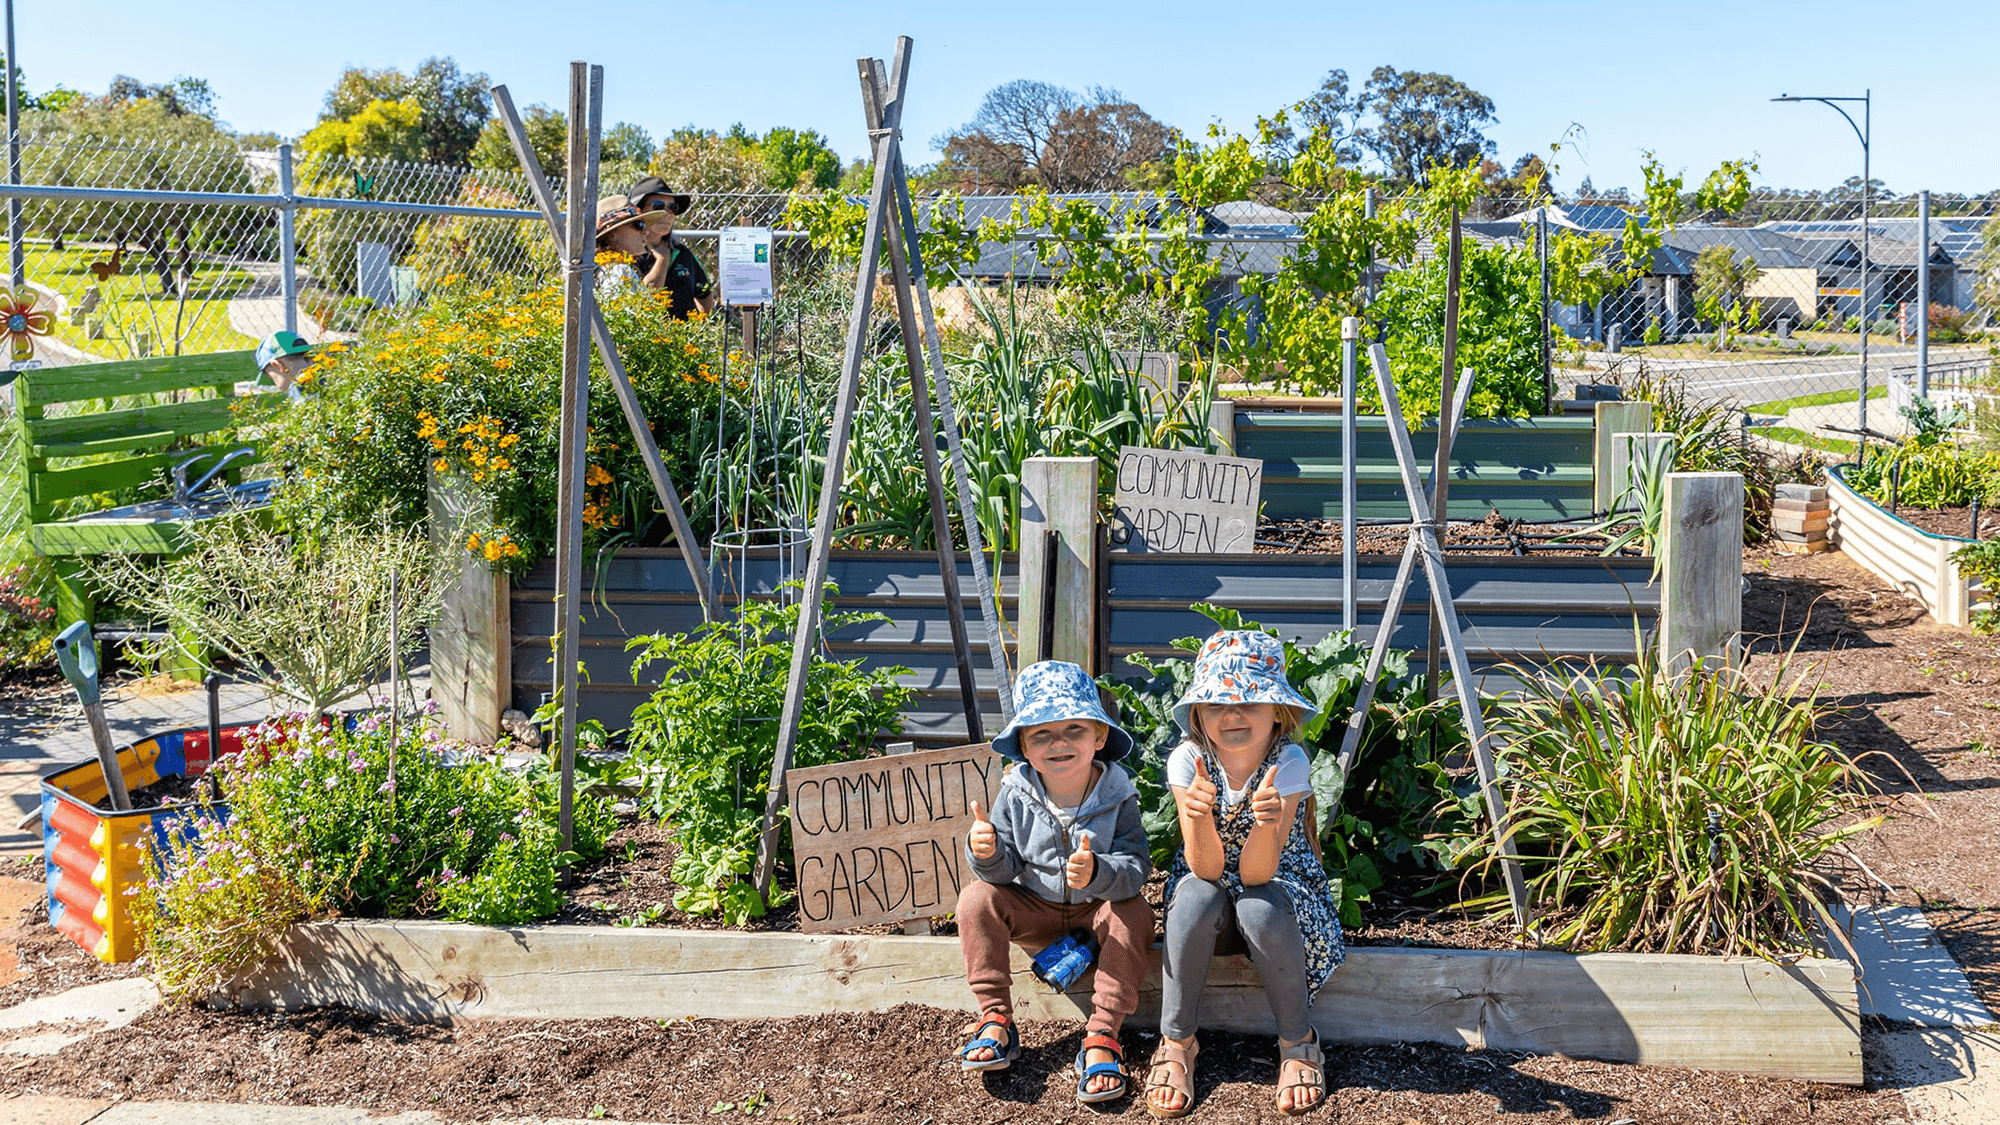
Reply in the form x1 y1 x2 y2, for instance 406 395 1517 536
1330 342 1534 931
752 36 1005 900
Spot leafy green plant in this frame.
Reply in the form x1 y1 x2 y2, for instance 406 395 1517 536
1558 436 1673 570
625 588 914 922
1846 433 2000 510
136 713 614 999
1370 239 1549 422
1617 364 1781 536
1101 603 1470 926
1952 539 2000 635
1473 648 1884 958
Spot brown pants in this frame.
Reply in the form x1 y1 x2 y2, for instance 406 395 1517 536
956 880 1154 1032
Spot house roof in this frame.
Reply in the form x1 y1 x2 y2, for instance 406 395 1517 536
1496 202 1641 232
1657 226 1816 270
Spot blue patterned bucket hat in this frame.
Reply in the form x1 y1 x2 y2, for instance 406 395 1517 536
1172 629 1318 734
990 660 1133 763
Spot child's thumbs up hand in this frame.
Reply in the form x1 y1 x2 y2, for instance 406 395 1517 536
968 799 997 860
1250 765 1284 827
1181 757 1218 820
1065 831 1096 890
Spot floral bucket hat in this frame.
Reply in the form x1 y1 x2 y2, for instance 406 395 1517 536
990 660 1133 763
1172 629 1318 734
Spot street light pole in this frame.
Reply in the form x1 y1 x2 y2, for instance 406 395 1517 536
1774 91 1871 432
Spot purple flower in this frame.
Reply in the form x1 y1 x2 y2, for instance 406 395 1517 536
377 779 395 794
323 776 339 790
448 806 463 817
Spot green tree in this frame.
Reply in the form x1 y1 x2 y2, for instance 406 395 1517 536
1353 65 1497 187
759 126 841 191
299 98 426 162
469 103 567 174
1692 244 1762 348
602 121 656 168
318 57 490 167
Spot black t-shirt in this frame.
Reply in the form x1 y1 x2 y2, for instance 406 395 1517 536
635 240 711 320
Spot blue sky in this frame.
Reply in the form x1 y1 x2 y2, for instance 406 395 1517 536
17 0 1998 195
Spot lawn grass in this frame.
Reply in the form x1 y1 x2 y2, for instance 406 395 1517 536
4 241 260 361
1749 425 1857 456
1746 385 1889 416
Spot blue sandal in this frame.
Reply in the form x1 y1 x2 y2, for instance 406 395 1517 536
1075 1030 1129 1104
956 1012 1020 1072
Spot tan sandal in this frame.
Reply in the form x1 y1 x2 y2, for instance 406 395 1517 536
1276 1034 1325 1116
1144 1035 1199 1119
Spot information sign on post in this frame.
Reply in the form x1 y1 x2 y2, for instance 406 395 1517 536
1109 446 1263 554
787 743 1003 933
719 226 774 307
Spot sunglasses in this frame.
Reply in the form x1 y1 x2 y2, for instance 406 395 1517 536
641 198 679 213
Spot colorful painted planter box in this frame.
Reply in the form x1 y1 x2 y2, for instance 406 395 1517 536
40 723 253 963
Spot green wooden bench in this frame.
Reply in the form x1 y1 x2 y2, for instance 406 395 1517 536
10 351 272 625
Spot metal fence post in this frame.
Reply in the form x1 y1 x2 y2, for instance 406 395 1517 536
1916 189 1930 400
1537 208 1552 413
278 143 299 336
4 0 21 290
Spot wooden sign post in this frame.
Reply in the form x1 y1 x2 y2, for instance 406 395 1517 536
787 743 1003 933
1109 446 1263 554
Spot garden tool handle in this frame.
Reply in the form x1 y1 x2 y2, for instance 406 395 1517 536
54 621 131 811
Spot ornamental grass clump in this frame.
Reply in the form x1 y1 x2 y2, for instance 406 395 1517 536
136 712 614 1000
1479 648 1884 959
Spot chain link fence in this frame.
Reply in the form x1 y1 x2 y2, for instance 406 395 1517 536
2 136 1993 436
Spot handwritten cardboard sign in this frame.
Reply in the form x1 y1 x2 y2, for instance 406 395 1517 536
1109 446 1263 554
787 743 1004 932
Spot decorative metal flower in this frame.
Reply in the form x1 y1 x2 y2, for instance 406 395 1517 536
0 286 54 365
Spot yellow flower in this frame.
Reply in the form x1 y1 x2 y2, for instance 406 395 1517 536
433 458 449 474
585 464 612 486
467 533 482 550
484 539 504 562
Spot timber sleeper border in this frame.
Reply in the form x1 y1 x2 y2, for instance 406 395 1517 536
221 919 1862 1085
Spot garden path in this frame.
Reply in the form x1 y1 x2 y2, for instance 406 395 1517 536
2 1094 655 1124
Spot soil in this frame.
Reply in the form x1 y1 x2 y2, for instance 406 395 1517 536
1739 545 2000 1014
1873 503 1997 542
1255 514 1632 558
93 771 214 811
11 1001 1908 1124
7 545 1999 1123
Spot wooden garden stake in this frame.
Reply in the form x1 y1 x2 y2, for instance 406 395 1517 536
875 94 1013 723
1353 343 1531 930
754 38 930 901
490 84 721 624
551 62 603 853
859 56 985 741
1426 205 1461 704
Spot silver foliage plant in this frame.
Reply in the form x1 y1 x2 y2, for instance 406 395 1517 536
90 516 450 715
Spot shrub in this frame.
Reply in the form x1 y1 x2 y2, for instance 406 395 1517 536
624 590 914 924
1928 303 1980 344
1952 539 2000 634
89 518 447 715
1618 365 1780 536
136 712 613 999
1101 604 1472 926
264 276 729 570
1474 649 1883 958
1371 240 1547 422
0 564 55 670
1643 316 1662 345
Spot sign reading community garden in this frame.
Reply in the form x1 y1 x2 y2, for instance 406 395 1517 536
787 743 1003 932
1110 445 1263 553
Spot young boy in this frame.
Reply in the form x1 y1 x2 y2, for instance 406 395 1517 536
254 330 314 397
956 660 1152 1105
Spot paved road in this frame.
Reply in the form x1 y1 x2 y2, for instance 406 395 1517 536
1580 343 1991 410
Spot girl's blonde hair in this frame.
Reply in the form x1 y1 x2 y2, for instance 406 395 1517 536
1184 702 1306 752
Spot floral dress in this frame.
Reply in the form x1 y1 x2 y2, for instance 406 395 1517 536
1166 739 1346 1000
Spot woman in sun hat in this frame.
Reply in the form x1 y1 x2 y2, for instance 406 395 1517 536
624 175 712 318
1144 629 1340 1118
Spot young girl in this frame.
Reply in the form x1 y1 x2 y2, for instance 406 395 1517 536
1145 630 1342 1118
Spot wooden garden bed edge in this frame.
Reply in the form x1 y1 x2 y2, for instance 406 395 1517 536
219 920 1862 1084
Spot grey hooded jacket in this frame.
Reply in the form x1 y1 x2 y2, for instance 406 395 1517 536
967 759 1151 905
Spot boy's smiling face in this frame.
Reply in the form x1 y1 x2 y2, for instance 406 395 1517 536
1020 719 1109 795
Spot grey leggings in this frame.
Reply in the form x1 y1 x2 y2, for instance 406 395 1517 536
1160 874 1312 1041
